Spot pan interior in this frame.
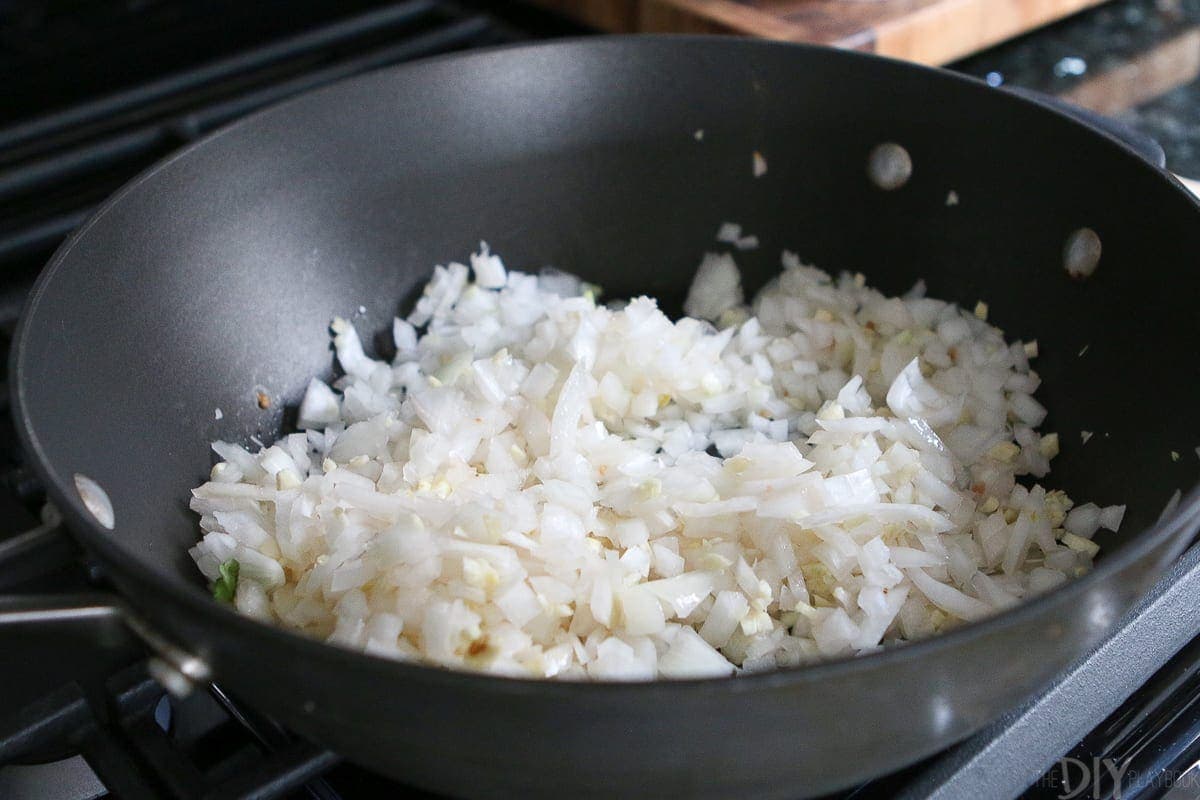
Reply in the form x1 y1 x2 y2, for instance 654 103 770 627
16 38 1200 594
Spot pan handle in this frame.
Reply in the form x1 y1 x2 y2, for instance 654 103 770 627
0 519 211 695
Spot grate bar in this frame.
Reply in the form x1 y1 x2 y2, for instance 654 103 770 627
0 208 91 263
0 13 497 270
203 742 341 800
0 1 442 155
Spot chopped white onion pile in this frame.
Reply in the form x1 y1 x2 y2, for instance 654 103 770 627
190 243 1124 680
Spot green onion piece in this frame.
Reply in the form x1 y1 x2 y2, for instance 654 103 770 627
211 558 240 603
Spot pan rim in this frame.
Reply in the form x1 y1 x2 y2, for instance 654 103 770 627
11 33 1200 694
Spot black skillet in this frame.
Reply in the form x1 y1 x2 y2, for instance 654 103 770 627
6 37 1200 798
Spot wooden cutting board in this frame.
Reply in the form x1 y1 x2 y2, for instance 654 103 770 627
531 0 1110 65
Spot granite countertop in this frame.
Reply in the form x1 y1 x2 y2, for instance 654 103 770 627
953 0 1200 176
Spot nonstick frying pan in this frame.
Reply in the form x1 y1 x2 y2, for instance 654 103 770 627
6 36 1200 799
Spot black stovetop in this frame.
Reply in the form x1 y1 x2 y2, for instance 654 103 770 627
0 3 1198 798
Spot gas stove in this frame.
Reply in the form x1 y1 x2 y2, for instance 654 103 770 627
0 3 1198 798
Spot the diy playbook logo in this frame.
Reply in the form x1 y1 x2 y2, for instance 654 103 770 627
1041 756 1199 799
